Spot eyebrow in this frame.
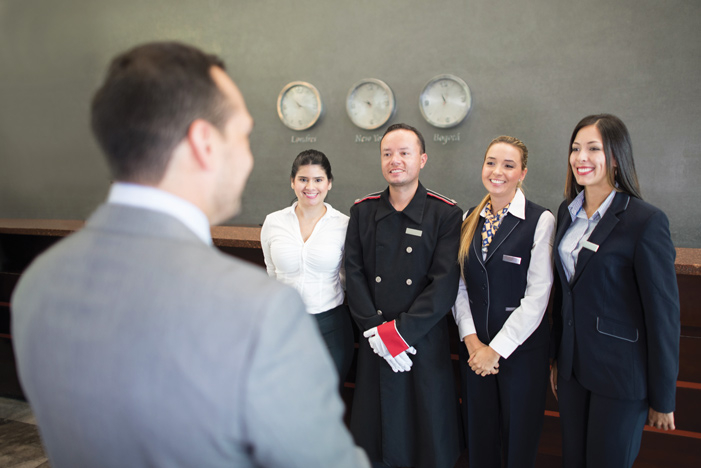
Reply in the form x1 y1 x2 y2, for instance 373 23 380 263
485 156 516 162
383 146 411 151
572 140 601 145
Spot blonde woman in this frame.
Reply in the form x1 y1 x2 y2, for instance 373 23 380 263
453 136 555 467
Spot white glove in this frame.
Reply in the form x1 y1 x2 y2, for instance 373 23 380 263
364 327 417 372
363 327 389 357
383 354 404 372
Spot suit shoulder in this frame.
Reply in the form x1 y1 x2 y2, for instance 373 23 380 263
556 199 570 218
626 196 665 217
354 191 383 204
426 188 457 206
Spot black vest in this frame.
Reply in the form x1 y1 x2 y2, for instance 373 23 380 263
462 200 549 351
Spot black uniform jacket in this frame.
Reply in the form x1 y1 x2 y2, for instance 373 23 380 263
344 182 462 468
551 192 680 413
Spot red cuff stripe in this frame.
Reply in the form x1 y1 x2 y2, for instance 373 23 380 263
377 321 409 357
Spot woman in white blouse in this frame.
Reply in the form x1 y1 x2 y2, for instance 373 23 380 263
260 149 354 383
452 136 555 467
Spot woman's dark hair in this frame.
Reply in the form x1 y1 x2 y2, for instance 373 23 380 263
565 114 642 202
290 149 333 181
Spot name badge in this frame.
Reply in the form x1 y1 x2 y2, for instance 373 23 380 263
405 228 423 237
582 240 599 252
502 255 521 265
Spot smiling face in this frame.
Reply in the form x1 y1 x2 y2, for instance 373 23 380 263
291 164 331 208
570 124 615 193
380 129 427 189
481 142 527 203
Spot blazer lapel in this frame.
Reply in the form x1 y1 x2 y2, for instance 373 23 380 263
570 192 630 285
554 205 573 284
472 216 486 268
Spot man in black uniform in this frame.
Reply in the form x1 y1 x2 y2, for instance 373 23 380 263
345 123 462 468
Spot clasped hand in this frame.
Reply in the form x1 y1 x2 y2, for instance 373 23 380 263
464 335 499 376
363 327 417 373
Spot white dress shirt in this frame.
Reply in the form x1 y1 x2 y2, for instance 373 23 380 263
107 182 212 245
558 189 617 282
452 189 556 358
260 203 349 314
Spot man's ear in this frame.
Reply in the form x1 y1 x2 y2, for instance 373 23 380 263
186 119 216 170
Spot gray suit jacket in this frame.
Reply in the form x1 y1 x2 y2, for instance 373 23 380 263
12 204 368 468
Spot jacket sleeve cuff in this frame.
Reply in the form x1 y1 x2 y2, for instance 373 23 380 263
489 333 518 359
456 318 477 341
377 320 410 357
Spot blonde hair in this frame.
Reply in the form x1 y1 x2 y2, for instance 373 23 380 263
458 136 528 278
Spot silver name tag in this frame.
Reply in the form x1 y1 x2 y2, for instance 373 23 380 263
582 240 599 252
405 228 423 237
502 255 521 265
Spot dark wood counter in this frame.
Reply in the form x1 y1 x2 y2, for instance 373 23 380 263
1 218 699 274
1 218 700 466
0 219 263 250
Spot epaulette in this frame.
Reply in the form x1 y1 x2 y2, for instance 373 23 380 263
426 189 457 205
354 191 383 204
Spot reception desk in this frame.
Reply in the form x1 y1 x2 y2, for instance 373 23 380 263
1 219 699 467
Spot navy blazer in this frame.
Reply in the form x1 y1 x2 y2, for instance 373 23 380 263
551 192 680 413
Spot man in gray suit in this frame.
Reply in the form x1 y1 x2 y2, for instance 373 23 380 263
11 42 369 468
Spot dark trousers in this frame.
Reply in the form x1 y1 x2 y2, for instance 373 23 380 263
459 343 549 468
313 304 354 384
557 372 647 468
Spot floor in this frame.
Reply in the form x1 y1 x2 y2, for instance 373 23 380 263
0 397 48 468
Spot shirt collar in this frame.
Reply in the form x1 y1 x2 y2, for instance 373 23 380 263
107 182 212 245
567 188 617 222
480 188 526 220
377 182 426 223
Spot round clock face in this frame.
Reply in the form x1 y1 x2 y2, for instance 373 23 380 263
419 74 472 128
346 78 396 130
277 81 323 131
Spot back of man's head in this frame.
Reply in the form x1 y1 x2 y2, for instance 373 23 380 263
91 41 230 184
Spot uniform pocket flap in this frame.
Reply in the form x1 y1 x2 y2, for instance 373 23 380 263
596 317 638 342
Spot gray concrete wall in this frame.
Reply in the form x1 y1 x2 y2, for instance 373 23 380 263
1 0 699 246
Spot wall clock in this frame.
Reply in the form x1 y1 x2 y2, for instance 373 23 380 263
346 78 396 130
419 74 472 128
277 81 323 131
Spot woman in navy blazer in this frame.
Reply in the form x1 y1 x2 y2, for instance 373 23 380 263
550 114 680 468
453 136 556 467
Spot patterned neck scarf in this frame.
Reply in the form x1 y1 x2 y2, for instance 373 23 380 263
481 200 511 253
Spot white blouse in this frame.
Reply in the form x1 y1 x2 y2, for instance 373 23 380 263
260 203 349 314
